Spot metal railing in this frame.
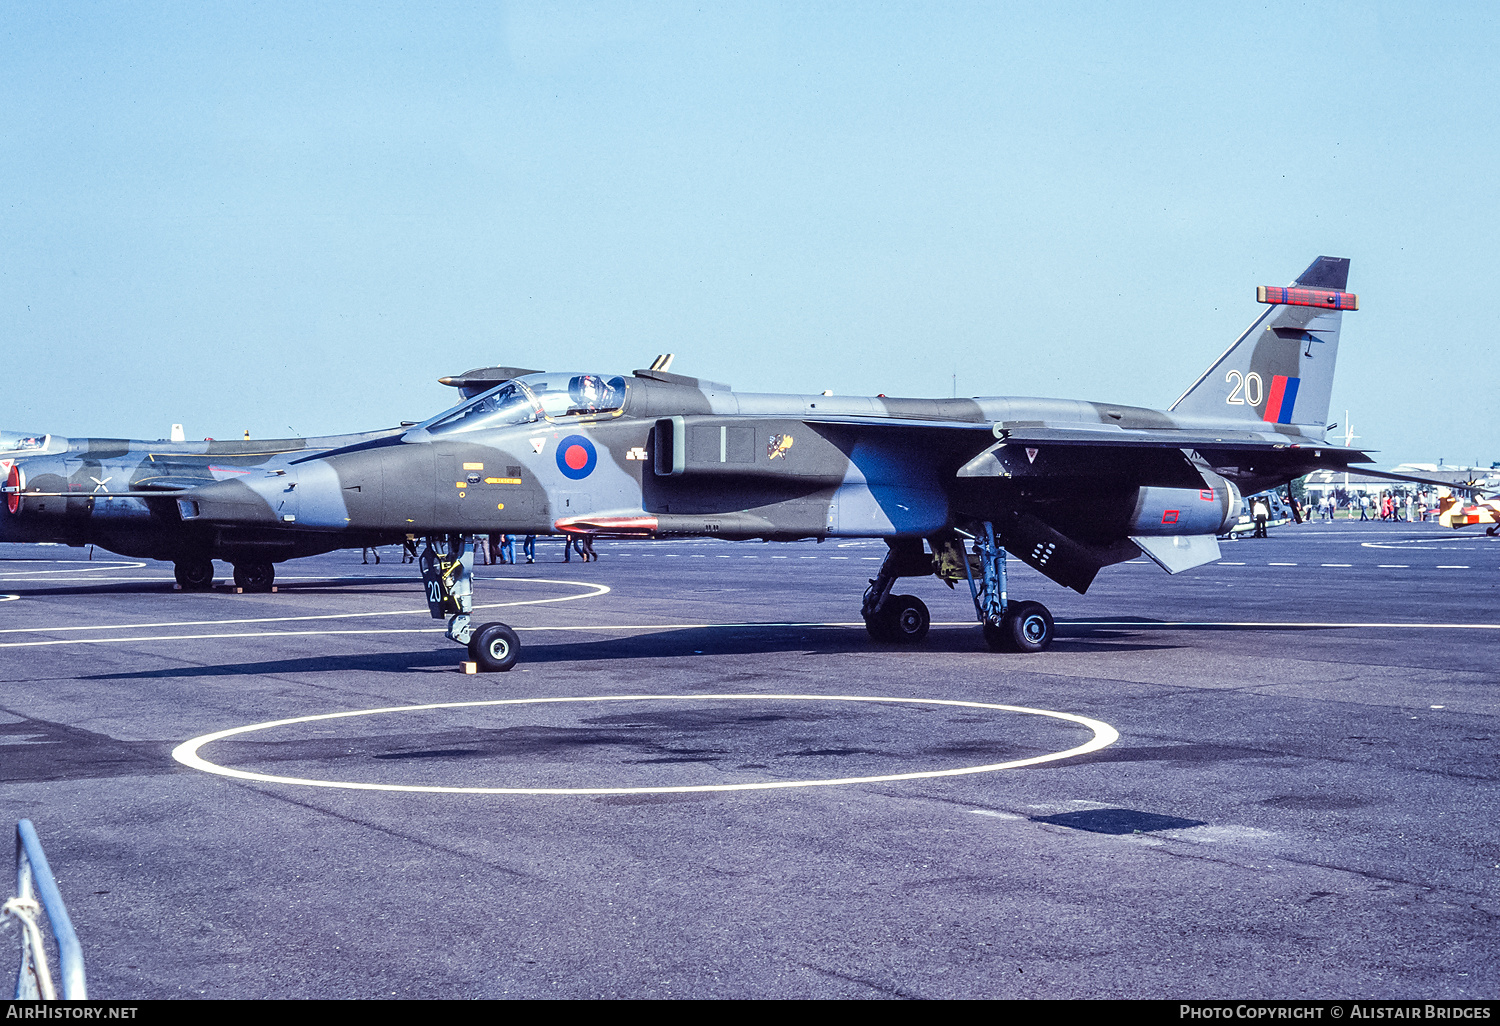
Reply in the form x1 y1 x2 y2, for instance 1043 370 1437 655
5 820 87 1000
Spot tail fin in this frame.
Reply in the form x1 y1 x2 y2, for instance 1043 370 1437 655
1171 256 1353 431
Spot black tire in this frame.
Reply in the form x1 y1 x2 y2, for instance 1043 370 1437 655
174 559 215 591
1006 601 1054 653
232 561 275 592
863 608 896 642
886 594 930 644
863 593 898 641
982 619 1014 652
468 622 520 672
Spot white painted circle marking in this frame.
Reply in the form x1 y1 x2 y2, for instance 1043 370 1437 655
1362 537 1498 551
0 577 609 647
0 559 146 580
172 694 1119 795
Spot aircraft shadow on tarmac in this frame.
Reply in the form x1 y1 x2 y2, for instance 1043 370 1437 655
74 616 1362 682
1029 809 1209 834
76 623 1203 681
0 716 170 784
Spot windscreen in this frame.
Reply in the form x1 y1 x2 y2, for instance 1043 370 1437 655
425 382 542 436
421 374 627 437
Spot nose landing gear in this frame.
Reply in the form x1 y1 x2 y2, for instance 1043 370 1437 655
420 534 518 672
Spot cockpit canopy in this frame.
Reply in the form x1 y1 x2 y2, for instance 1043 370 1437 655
0 433 51 455
422 373 627 437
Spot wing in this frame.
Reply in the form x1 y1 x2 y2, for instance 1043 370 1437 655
798 415 1375 490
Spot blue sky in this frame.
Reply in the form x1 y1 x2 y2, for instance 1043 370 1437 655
3 2 1496 466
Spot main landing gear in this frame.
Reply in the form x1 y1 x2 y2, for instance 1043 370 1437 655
420 534 519 672
962 522 1054 653
232 561 275 593
173 558 276 592
861 523 1055 653
173 558 215 591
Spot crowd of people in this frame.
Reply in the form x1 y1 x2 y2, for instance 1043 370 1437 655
1241 488 1438 539
365 534 600 565
472 533 598 563
1311 489 1429 523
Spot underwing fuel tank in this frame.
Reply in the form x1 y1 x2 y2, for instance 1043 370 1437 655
1126 473 1241 536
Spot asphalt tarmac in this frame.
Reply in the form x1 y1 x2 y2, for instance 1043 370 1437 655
1 521 1496 999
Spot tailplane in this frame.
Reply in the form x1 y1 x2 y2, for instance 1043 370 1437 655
1171 256 1354 432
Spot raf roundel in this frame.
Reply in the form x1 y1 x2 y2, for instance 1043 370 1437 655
556 434 598 480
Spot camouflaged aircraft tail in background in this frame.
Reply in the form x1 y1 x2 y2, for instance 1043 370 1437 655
0 426 408 591
170 256 1402 666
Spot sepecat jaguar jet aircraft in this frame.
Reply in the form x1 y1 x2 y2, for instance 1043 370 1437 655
172 257 1395 670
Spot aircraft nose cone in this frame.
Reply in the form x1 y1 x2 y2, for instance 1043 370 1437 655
4 460 22 516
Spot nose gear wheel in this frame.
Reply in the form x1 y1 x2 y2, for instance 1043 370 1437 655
469 622 520 672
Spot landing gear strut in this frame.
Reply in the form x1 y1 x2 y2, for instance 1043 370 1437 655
961 522 1054 653
419 534 519 672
